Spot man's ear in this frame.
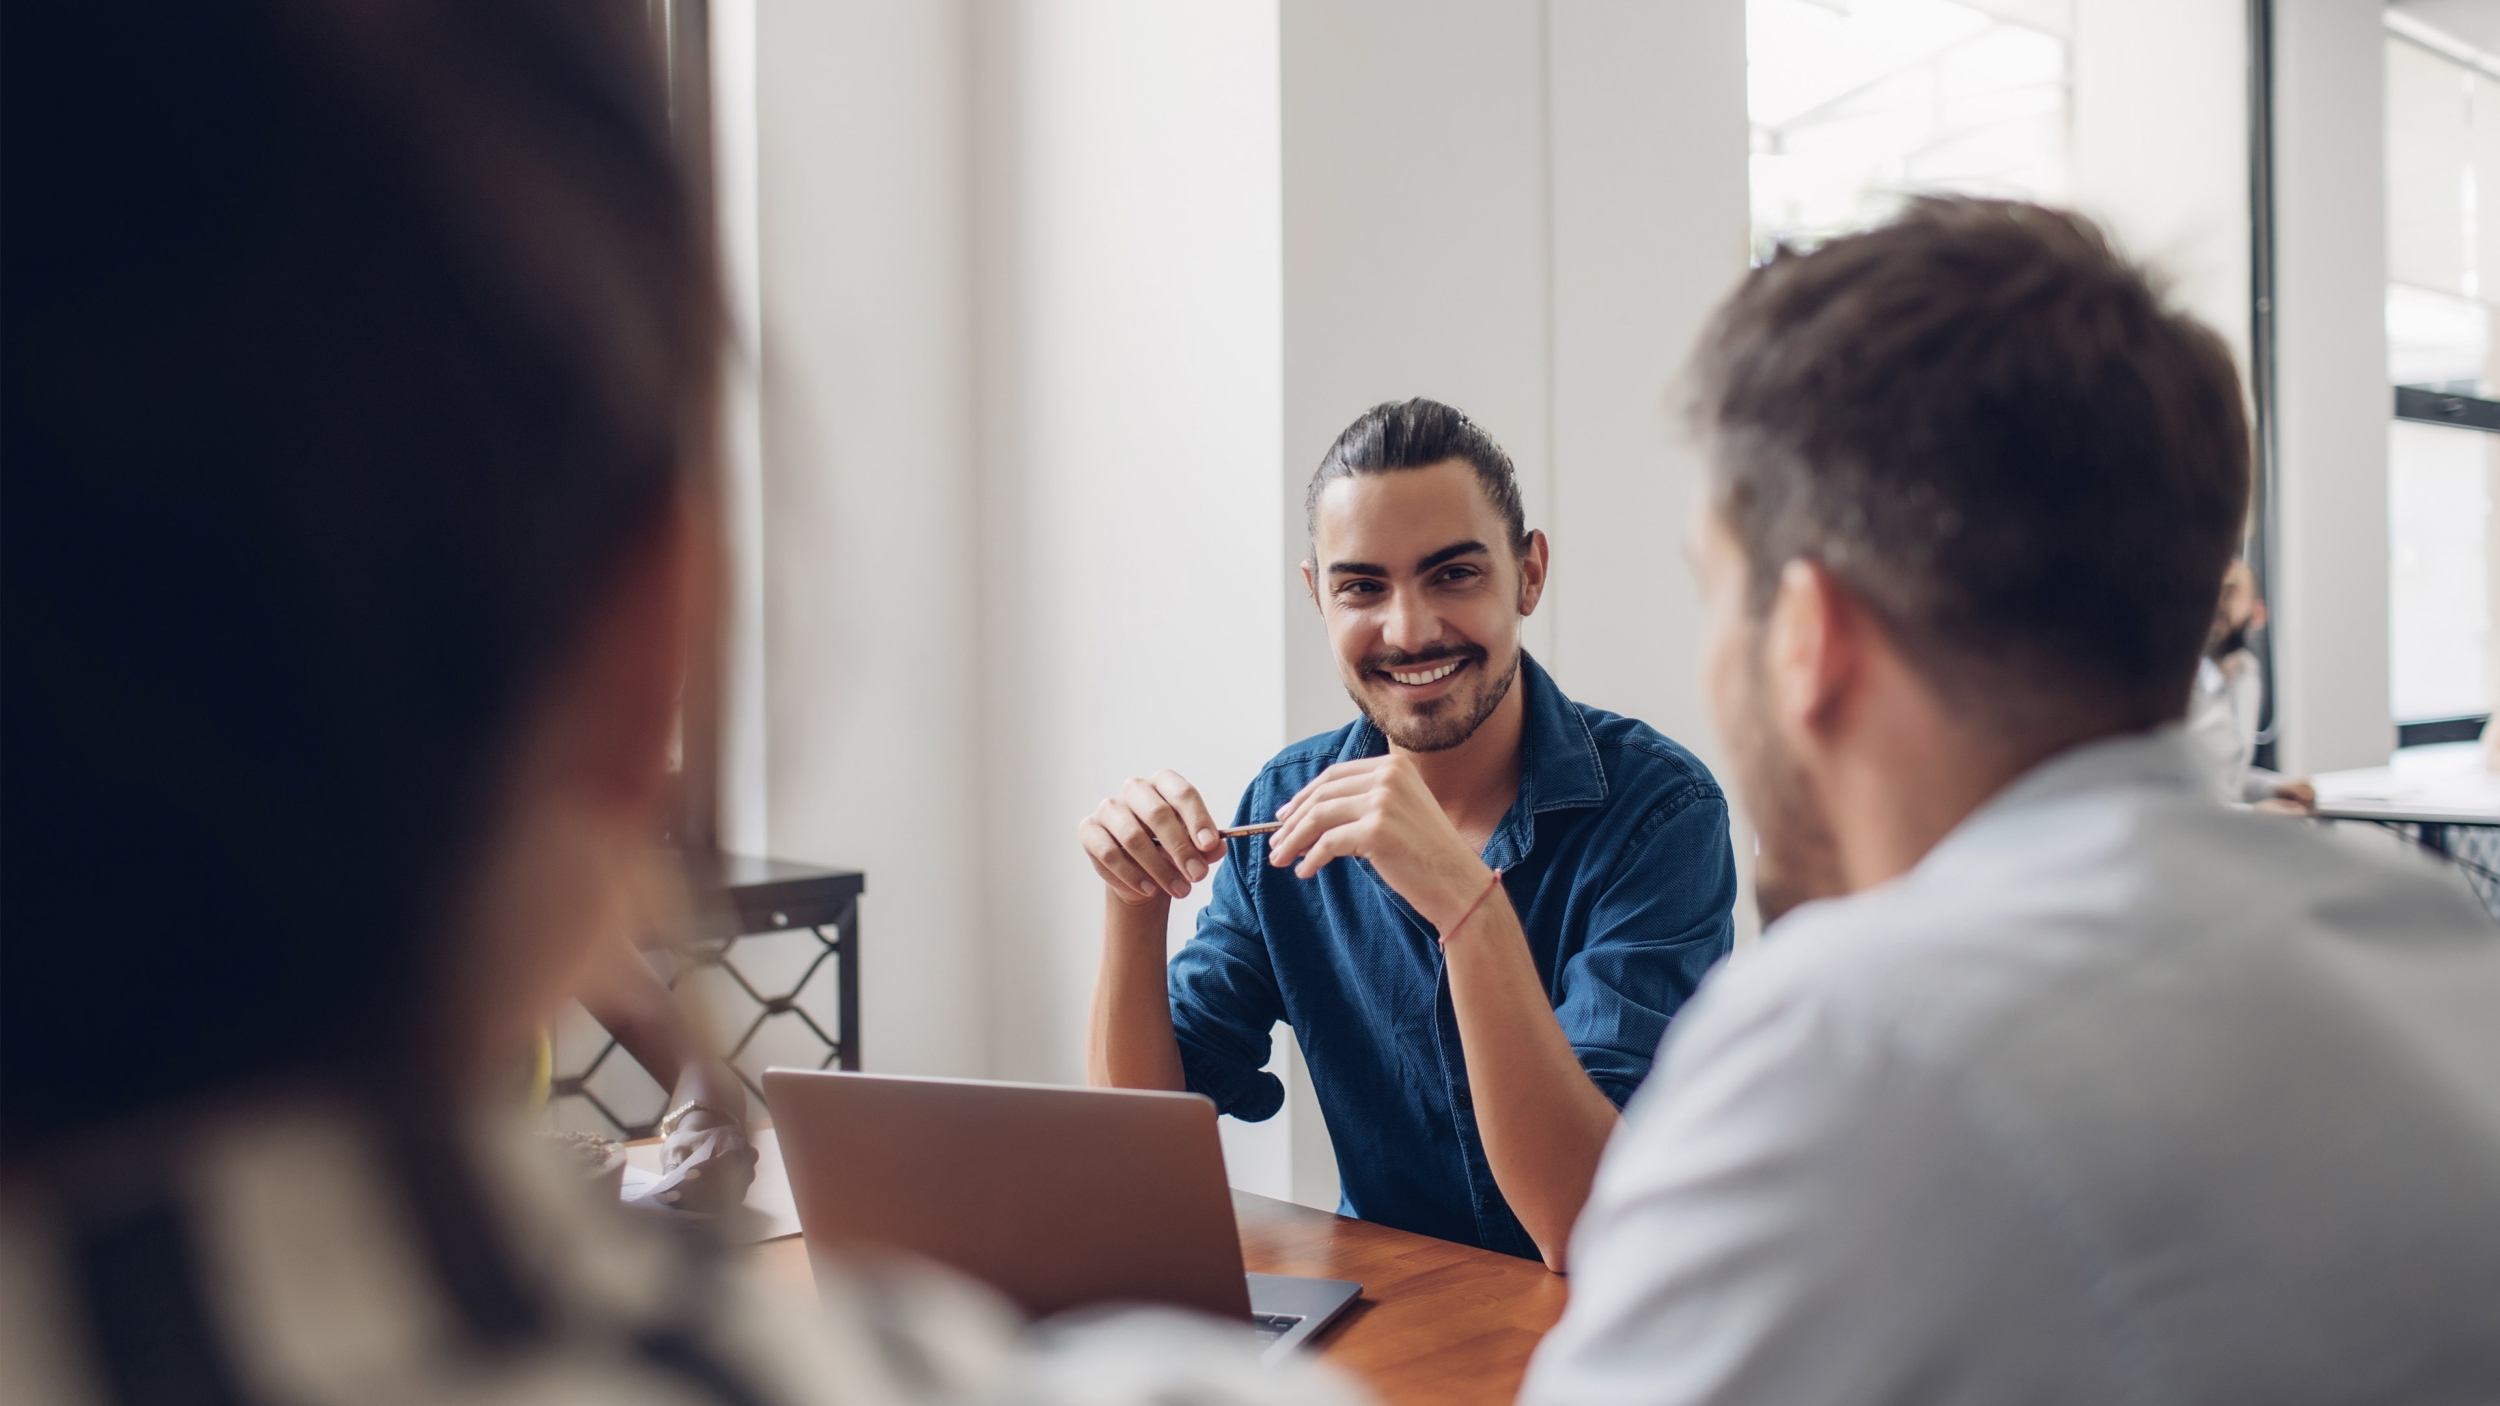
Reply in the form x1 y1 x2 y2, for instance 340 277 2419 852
1763 557 1863 746
1301 559 1323 613
1515 530 1549 616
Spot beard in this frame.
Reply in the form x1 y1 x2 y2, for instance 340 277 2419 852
1350 643 1517 754
1720 649 1843 928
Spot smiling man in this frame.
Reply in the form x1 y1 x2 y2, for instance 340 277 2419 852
1080 398 1735 1268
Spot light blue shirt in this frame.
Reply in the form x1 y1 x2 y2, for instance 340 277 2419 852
1524 728 2500 1406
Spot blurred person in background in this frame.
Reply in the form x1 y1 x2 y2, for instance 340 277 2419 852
0 4 1359 1403
565 924 757 1211
2185 557 2314 813
1521 200 2500 1405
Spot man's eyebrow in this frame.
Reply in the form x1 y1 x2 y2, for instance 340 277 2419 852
1416 540 1490 572
1326 541 1491 578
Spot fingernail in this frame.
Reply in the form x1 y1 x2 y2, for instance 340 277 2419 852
1185 859 1206 881
1196 829 1217 846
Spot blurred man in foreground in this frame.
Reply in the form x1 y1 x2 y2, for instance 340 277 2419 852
0 4 1358 1403
1522 200 2500 1405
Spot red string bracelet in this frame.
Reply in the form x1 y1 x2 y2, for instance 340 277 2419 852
1438 866 1506 947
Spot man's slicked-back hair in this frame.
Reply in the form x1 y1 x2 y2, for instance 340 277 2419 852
1308 398 1532 553
1692 198 2251 731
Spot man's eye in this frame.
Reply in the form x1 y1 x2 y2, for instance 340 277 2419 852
1438 567 1480 585
1337 580 1382 598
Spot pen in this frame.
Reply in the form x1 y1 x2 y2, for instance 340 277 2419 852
1154 820 1283 850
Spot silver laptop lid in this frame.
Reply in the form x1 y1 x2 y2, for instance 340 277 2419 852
763 1068 1251 1321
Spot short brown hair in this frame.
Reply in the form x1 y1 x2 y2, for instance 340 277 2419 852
1692 198 2250 730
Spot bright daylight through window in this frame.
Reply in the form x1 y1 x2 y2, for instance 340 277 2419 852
2385 8 2499 730
1747 0 2072 258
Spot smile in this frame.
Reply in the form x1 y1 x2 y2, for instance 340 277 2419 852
1386 660 1464 686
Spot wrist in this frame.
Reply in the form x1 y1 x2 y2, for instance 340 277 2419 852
657 1098 741 1141
1415 857 1500 934
1105 888 1171 946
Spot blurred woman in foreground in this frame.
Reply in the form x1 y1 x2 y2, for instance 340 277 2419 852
0 4 1356 1402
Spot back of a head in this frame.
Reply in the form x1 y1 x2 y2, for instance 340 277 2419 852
2 0 716 1145
1692 199 2252 738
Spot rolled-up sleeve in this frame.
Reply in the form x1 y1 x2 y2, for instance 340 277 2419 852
1554 784 1738 1108
1167 830 1287 1123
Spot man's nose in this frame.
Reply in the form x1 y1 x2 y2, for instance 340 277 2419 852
1381 584 1440 654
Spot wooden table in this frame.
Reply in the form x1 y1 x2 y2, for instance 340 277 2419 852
747 1190 1566 1405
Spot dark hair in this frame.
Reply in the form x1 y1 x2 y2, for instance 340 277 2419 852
1692 198 2250 729
1307 399 1532 553
2 0 717 1144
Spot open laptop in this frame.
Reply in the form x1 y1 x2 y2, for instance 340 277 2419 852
763 1068 1361 1360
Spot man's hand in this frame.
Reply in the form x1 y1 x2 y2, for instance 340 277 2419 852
1080 770 1229 904
1267 754 1491 933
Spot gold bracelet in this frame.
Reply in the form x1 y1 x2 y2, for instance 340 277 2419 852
656 1100 736 1140
1437 867 1506 947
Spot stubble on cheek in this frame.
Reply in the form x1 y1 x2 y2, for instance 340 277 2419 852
1716 639 1841 929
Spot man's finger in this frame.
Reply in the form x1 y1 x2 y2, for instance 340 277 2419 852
1293 819 1369 879
1268 794 1370 868
1125 778 1208 883
1106 803 1191 898
1275 767 1380 825
1152 770 1226 859
1081 818 1163 901
1276 756 1384 820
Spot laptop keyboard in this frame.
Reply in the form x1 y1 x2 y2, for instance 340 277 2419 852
1250 1312 1306 1344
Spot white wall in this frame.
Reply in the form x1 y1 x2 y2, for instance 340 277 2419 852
1543 0 1752 842
2071 0 2252 379
754 0 989 1077
972 0 1287 1086
2273 0 2393 774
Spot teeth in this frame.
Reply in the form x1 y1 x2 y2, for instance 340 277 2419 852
1389 661 1460 686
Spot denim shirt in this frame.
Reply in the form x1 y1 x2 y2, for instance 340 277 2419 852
1168 654 1737 1259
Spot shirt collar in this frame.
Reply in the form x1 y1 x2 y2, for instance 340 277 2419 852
1917 724 2212 878
1338 651 1606 868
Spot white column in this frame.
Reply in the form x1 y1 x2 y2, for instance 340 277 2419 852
973 0 1287 1091
712 0 769 859
1544 0 1754 936
753 0 990 1075
2273 0 2393 774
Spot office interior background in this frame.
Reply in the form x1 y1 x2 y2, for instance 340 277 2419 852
538 0 2500 1213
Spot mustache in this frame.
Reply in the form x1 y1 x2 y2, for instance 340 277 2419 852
1361 643 1487 676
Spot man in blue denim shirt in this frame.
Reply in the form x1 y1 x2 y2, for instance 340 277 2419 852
1081 400 1735 1267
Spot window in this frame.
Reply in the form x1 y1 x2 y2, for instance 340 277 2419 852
2385 11 2499 731
1747 0 2072 258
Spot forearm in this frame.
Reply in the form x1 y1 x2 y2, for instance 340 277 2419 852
1442 891 1622 1271
578 938 690 1094
1087 889 1186 1090
669 1053 748 1124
